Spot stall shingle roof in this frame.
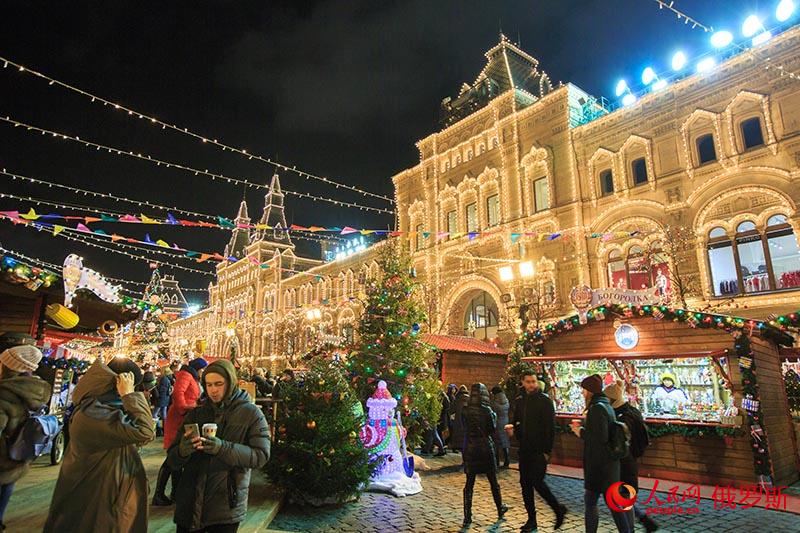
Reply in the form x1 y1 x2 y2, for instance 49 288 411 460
421 334 507 356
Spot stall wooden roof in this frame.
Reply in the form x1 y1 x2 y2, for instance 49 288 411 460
420 334 507 356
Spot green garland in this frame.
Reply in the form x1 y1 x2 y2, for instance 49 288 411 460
521 304 770 356
554 419 740 438
735 333 773 479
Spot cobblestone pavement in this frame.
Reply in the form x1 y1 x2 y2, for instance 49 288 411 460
270 454 800 533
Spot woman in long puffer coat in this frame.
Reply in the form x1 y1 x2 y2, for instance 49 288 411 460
461 382 508 528
449 385 469 452
490 385 511 468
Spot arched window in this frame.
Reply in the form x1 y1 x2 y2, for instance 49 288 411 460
600 169 615 196
606 245 667 290
696 134 716 164
707 226 736 296
740 117 764 150
631 158 648 186
766 215 800 289
736 220 769 293
464 291 499 340
608 250 627 289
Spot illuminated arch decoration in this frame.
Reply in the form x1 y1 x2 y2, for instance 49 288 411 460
441 275 506 333
62 254 122 308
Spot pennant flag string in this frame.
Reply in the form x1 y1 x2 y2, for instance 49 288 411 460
0 115 394 215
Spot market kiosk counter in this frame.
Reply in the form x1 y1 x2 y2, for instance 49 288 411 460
523 314 799 488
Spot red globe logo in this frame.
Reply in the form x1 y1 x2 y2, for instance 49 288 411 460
605 481 637 512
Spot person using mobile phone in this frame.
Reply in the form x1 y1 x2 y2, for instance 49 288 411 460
168 359 269 533
45 358 155 533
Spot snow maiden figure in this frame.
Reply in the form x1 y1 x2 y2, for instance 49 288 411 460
359 380 422 496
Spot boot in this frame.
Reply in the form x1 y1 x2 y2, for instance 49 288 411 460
554 505 567 530
520 516 537 532
462 485 473 528
490 477 507 520
639 514 659 532
152 462 173 506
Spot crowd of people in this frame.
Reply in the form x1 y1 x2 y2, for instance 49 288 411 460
0 331 271 533
0 330 662 532
435 372 658 533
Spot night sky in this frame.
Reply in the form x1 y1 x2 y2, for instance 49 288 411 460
0 0 770 302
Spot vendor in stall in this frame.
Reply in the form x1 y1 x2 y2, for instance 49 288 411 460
651 373 689 413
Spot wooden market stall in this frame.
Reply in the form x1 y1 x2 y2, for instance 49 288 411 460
421 334 508 388
522 307 799 488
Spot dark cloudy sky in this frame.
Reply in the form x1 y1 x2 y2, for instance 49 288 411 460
0 0 771 300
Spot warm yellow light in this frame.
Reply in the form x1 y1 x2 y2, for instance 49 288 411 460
225 328 235 338
519 261 535 278
499 266 514 281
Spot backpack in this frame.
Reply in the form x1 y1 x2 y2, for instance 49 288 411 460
621 405 650 459
8 408 60 462
604 404 631 460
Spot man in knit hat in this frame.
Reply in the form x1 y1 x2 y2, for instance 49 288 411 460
570 374 627 533
168 359 270 532
0 340 50 530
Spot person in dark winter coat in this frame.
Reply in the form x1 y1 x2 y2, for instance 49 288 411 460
461 383 508 528
490 385 510 468
571 374 627 533
156 366 174 421
444 383 457 446
168 360 270 532
0 341 50 530
449 385 469 452
251 368 272 398
153 357 207 507
44 358 155 533
509 371 566 532
605 381 658 533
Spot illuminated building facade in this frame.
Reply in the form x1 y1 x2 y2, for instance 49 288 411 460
170 29 800 368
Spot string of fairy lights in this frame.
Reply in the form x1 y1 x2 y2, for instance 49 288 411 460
0 115 394 215
0 54 394 204
650 0 713 32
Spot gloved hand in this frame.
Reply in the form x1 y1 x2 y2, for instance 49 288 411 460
179 434 196 457
200 436 224 455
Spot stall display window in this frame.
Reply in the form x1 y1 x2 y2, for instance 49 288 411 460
549 357 733 423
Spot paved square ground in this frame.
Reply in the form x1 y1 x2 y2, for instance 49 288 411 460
270 454 800 532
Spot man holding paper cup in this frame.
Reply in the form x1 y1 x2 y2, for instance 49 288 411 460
168 359 270 532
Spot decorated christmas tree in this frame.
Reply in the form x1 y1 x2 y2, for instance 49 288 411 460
347 241 441 446
266 357 375 505
128 267 168 361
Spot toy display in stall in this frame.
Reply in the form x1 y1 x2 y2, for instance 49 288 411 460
45 303 80 330
62 254 121 308
1 254 58 290
547 357 734 424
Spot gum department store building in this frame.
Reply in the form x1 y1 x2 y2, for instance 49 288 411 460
170 29 800 370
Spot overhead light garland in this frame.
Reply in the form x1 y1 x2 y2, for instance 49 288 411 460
0 54 393 204
0 115 394 215
0 247 162 312
650 0 713 32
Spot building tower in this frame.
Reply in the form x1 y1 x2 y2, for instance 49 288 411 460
252 173 294 249
223 200 252 260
